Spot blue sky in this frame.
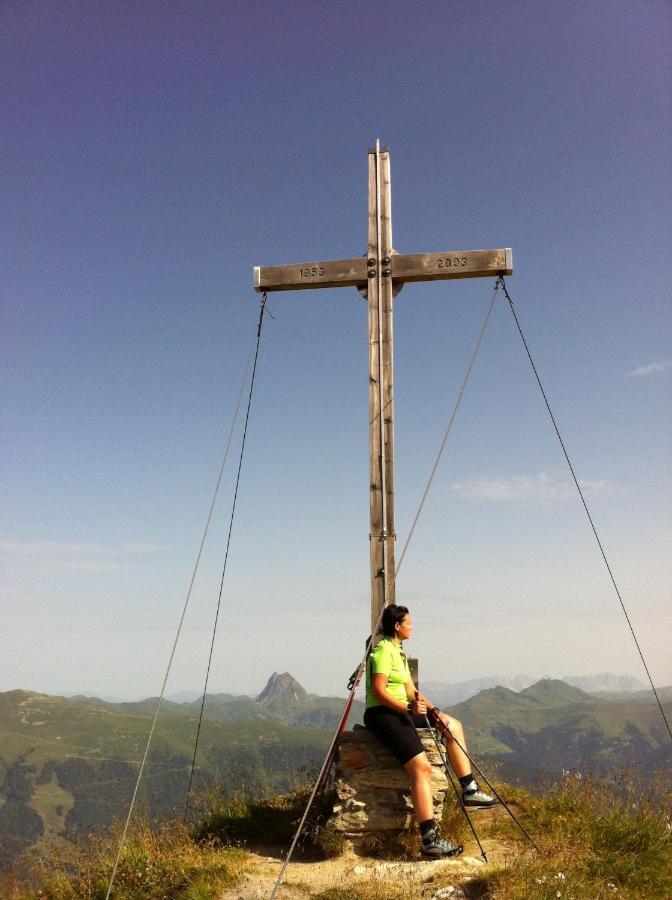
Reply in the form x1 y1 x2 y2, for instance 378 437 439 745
2 1 670 699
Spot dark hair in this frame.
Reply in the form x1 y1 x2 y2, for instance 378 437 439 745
380 604 409 637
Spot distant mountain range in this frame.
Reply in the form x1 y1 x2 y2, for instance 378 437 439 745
81 671 648 706
447 678 671 785
422 672 649 706
1 673 670 869
64 672 365 729
174 672 365 729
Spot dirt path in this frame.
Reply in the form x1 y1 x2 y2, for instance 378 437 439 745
221 837 513 899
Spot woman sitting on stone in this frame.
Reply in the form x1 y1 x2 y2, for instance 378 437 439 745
364 604 498 858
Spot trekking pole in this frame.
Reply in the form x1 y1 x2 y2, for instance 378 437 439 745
422 708 488 863
429 709 538 851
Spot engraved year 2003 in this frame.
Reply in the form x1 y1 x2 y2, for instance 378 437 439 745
299 265 326 278
436 257 468 269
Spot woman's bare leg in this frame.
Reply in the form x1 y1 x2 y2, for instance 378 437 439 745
438 714 471 780
403 752 434 822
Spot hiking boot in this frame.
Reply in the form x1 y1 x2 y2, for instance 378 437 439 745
421 826 463 858
462 786 499 809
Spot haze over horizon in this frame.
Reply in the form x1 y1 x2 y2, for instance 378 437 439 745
3 1 671 700
4 670 657 707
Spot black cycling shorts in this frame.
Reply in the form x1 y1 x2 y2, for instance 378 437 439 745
363 705 426 765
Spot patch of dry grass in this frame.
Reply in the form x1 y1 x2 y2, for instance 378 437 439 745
456 770 672 899
194 782 347 859
0 869 27 900
24 818 246 899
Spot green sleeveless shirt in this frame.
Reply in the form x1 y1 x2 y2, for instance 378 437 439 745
365 637 410 708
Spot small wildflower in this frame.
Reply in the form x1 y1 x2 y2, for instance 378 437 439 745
555 872 566 881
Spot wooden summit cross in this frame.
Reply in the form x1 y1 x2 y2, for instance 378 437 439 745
254 140 512 638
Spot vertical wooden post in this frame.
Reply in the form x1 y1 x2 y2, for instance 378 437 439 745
368 141 396 638
253 142 512 661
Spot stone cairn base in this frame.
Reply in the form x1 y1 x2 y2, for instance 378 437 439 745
328 724 448 845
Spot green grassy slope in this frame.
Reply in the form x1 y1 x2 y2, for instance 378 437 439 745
0 689 333 867
448 679 672 775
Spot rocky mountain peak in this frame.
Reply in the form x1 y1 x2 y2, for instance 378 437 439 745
257 672 309 709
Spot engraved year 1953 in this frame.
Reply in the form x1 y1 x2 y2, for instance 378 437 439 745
436 257 468 269
299 265 326 278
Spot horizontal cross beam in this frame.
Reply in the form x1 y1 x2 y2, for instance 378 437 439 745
254 257 365 292
253 248 512 293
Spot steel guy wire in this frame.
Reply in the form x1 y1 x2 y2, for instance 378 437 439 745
104 295 268 900
499 276 672 744
184 292 269 819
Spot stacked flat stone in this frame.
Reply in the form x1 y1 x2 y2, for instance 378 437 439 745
329 724 448 838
